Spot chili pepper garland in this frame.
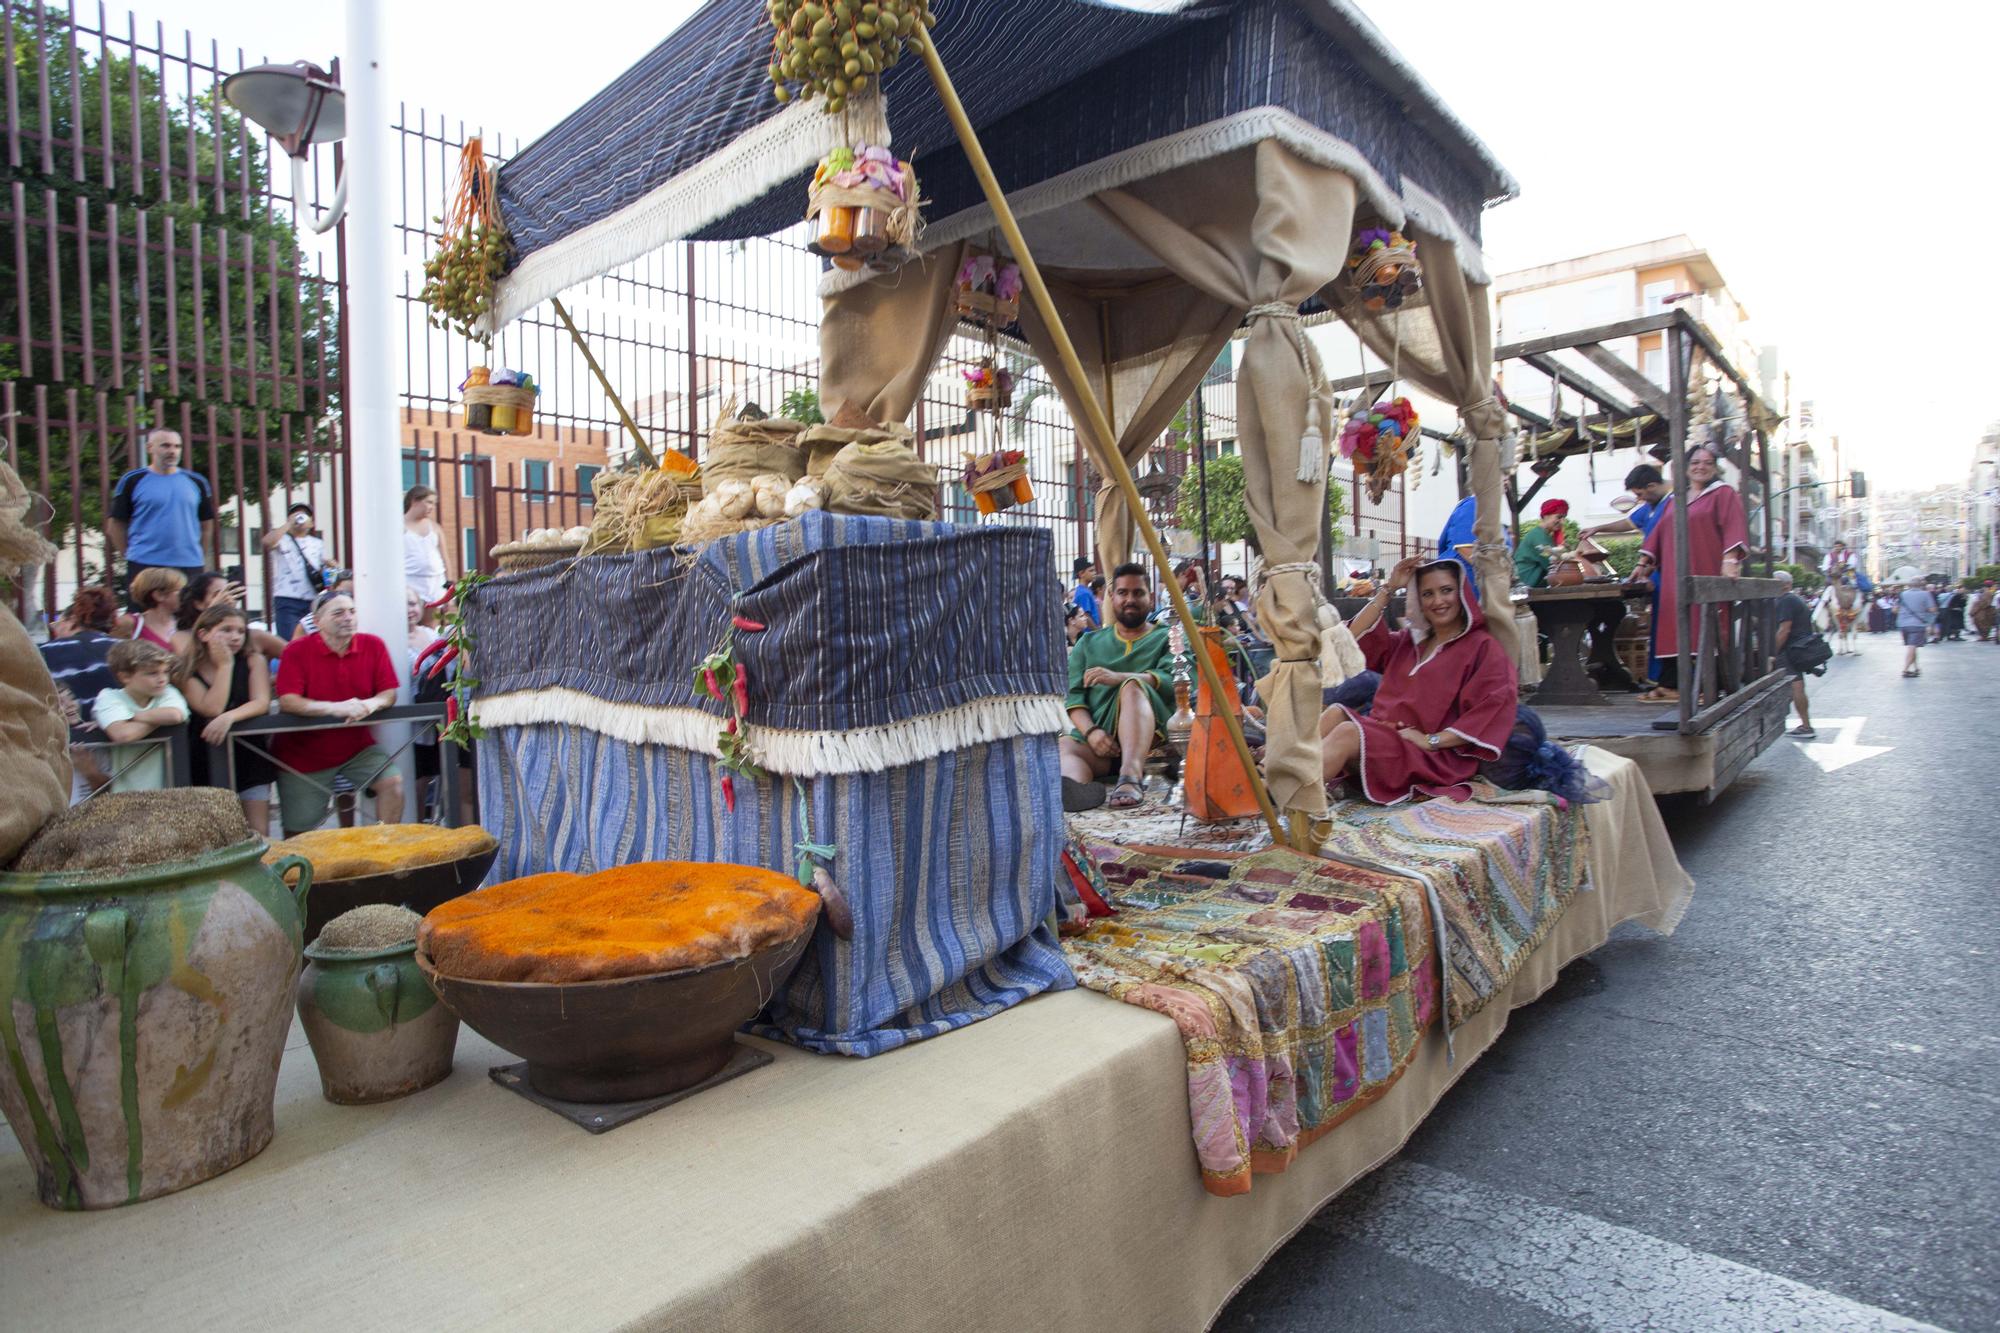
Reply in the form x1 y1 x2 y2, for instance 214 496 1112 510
431 573 489 749
695 609 770 812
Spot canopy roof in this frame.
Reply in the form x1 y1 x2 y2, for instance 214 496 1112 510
490 0 1518 326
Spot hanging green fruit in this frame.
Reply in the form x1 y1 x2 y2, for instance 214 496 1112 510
765 0 934 108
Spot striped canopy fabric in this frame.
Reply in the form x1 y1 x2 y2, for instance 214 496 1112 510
490 0 1516 324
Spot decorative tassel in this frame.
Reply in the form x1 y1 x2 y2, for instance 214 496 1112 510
1296 423 1325 484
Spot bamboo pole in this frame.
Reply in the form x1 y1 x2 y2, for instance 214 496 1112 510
916 33 1288 848
550 296 657 470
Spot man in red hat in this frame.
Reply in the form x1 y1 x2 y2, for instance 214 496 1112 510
1513 497 1571 589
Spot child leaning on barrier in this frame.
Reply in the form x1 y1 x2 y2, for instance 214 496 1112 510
91 639 189 793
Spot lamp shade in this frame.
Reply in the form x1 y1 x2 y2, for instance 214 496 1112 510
222 61 345 155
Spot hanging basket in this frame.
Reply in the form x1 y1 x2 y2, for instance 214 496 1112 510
954 252 1023 328
463 384 537 437
806 146 921 274
963 451 1033 515
1345 228 1422 313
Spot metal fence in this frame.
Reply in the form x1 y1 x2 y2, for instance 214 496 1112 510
2 0 348 615
7 2 1417 614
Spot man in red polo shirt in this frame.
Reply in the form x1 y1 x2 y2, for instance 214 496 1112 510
273 591 404 836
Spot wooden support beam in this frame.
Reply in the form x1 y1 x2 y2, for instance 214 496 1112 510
1573 342 1672 416
1521 352 1640 419
915 32 1288 847
551 297 655 470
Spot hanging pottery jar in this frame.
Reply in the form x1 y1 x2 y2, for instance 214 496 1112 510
0 841 311 1210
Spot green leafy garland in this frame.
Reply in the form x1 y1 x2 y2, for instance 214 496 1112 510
432 572 490 749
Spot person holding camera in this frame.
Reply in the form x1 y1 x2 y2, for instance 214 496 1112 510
261 501 333 641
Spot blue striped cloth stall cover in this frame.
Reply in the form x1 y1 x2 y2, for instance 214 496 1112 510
495 0 1512 270
469 512 1075 1057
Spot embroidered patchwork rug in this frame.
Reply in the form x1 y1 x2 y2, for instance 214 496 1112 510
1320 793 1588 1028
1062 845 1437 1197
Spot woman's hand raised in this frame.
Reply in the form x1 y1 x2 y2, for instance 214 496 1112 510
1386 556 1426 592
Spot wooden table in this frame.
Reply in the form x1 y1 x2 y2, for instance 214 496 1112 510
1525 583 1650 707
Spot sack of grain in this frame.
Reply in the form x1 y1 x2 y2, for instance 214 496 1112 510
823 438 939 521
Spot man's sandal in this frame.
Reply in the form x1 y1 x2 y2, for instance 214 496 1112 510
1107 776 1145 810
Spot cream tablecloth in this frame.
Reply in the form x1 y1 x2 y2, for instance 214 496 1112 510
0 752 1688 1332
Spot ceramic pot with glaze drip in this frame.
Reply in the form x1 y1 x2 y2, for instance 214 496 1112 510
0 840 310 1210
296 939 458 1104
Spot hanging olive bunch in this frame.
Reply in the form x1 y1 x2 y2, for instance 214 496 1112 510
767 0 936 114
420 222 508 347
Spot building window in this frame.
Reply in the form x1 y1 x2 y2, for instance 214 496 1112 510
524 459 550 503
1642 280 1676 315
1642 346 1666 386
463 527 480 573
575 464 601 507
401 450 433 492
461 463 479 499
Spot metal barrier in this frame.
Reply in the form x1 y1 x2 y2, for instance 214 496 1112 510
68 702 466 829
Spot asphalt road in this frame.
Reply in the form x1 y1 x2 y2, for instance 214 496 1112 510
1218 630 1999 1333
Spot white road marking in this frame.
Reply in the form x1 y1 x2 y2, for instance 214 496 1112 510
1796 715 1891 774
1315 1160 1947 1332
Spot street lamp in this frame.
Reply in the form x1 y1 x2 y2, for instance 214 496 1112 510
221 61 348 233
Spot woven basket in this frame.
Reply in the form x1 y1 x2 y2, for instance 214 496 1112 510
463 384 537 437
491 540 582 573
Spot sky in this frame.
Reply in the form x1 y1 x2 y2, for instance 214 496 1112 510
162 0 2000 488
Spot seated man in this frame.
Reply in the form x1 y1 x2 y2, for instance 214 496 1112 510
273 590 404 836
1059 563 1171 811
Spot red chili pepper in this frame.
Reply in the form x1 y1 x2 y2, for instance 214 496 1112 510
704 667 724 702
733 662 750 715
720 774 735 812
426 643 460 678
732 614 766 632
445 696 459 726
726 715 738 735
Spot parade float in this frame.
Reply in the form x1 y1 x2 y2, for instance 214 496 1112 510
0 5 1699 1330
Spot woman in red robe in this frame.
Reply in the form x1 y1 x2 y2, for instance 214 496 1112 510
1319 556 1519 804
1634 445 1749 702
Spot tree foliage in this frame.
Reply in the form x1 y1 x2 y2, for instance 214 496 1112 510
1173 452 1345 545
1 5 338 543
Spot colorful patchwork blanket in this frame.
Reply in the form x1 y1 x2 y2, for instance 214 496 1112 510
1319 794 1588 1028
1063 845 1437 1197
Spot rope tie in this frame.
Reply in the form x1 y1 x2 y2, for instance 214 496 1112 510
1246 301 1332 485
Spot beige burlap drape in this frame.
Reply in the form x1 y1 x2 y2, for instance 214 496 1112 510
1334 227 1517 659
818 241 968 426
1018 274 1237 570
1088 141 1353 820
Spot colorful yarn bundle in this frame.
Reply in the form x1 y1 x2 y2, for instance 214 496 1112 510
1339 397 1418 503
1345 227 1422 312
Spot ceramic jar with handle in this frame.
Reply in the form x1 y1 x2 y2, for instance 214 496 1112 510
0 840 311 1210
296 938 458 1105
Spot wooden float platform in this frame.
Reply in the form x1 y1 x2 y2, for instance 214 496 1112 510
1536 670 1791 801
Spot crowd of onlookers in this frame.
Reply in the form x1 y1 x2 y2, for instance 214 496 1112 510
30 427 469 837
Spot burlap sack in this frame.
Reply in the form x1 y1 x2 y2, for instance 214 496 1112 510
798 423 880 478
0 450 70 864
823 440 940 521
701 417 806 494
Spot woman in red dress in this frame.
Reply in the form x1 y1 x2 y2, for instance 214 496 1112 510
1634 445 1749 703
1318 556 1519 804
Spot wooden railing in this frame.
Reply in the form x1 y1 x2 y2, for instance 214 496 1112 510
1679 574 1787 734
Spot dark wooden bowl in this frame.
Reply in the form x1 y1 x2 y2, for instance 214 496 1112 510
414 911 816 1104
300 843 500 945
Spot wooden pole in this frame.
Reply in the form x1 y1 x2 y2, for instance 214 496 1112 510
916 33 1287 848
550 296 656 470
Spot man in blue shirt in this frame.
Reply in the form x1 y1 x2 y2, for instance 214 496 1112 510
1435 493 1512 601
108 428 215 600
1071 556 1101 630
1582 463 1671 542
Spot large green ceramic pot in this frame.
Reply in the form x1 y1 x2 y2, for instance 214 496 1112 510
296 939 458 1105
0 838 310 1210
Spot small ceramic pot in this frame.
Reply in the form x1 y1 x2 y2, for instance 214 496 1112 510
296 940 458 1105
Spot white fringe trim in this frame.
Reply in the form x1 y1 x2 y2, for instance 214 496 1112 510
477 686 1066 777
486 95 893 332
918 108 1494 287
1399 177 1491 287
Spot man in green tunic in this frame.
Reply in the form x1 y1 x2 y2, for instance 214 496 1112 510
1513 498 1571 588
1060 563 1171 810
